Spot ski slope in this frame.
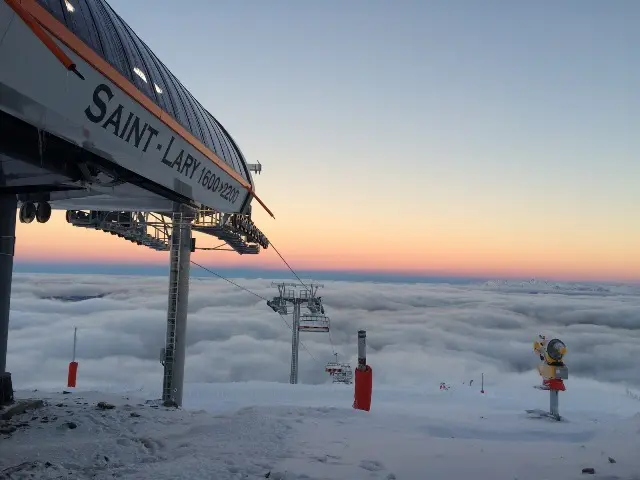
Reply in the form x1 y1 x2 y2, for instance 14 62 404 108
2 374 639 480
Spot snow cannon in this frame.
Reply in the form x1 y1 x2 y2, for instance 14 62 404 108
533 337 568 391
532 336 568 420
353 330 372 411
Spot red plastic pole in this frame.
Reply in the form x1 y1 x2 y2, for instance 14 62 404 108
67 361 78 388
67 327 78 388
353 330 372 411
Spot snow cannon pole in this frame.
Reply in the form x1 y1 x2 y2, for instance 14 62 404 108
357 330 366 371
67 327 78 388
353 330 372 411
532 336 568 421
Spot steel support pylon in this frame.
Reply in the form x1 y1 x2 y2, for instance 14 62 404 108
550 389 559 419
0 194 16 405
290 302 301 384
162 204 193 407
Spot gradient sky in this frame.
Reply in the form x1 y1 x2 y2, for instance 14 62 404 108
14 0 640 281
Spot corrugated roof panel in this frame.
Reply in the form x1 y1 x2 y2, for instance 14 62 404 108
34 0 252 184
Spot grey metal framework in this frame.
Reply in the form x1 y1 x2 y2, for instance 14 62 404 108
161 204 193 407
65 208 267 255
35 0 253 183
0 195 16 404
267 282 330 384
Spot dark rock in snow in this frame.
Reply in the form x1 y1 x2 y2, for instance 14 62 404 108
608 457 616 463
97 401 115 410
582 467 595 474
1 399 44 420
0 424 17 434
1 461 40 476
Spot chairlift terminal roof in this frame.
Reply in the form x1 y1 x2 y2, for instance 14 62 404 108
35 0 253 185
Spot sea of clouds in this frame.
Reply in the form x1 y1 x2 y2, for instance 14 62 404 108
5 273 640 393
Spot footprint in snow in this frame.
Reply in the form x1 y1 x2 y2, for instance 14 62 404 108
359 459 385 472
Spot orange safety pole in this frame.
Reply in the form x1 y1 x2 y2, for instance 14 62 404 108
3 0 84 79
245 188 275 219
353 330 372 411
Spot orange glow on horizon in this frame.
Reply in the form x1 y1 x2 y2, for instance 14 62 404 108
13 212 640 284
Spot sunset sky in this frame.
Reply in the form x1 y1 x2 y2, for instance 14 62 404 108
14 0 640 282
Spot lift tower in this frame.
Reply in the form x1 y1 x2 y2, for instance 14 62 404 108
267 282 329 384
161 203 195 407
0 194 17 404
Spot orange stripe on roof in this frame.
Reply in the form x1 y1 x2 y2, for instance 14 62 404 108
15 0 274 218
5 0 76 72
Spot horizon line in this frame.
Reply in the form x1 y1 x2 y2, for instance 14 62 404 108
12 262 639 286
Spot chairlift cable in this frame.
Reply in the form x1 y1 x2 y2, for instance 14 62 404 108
263 243 337 364
190 260 268 301
268 240 309 290
189 260 319 363
328 329 336 356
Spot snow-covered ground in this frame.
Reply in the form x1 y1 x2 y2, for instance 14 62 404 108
2 373 639 480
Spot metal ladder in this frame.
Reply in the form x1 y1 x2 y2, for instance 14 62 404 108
162 210 185 403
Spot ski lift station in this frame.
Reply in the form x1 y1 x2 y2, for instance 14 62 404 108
0 0 273 407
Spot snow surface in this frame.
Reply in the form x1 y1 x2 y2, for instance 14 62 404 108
2 374 640 480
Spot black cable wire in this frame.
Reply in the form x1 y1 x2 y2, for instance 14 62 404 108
190 260 268 301
328 329 336 356
264 241 333 363
189 260 319 363
268 241 309 290
298 338 319 362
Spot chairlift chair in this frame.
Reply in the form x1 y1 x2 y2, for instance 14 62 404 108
266 298 289 315
298 314 330 332
334 366 353 385
325 355 353 384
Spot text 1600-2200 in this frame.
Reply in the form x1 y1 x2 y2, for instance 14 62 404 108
198 168 240 204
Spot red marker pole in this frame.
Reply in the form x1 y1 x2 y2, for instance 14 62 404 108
67 327 78 388
353 330 372 411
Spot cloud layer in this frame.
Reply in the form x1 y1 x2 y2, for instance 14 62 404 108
6 273 640 394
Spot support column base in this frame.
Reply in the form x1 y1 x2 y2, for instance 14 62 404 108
0 372 14 406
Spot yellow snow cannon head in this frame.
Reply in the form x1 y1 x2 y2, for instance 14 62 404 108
544 338 567 365
533 335 546 354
